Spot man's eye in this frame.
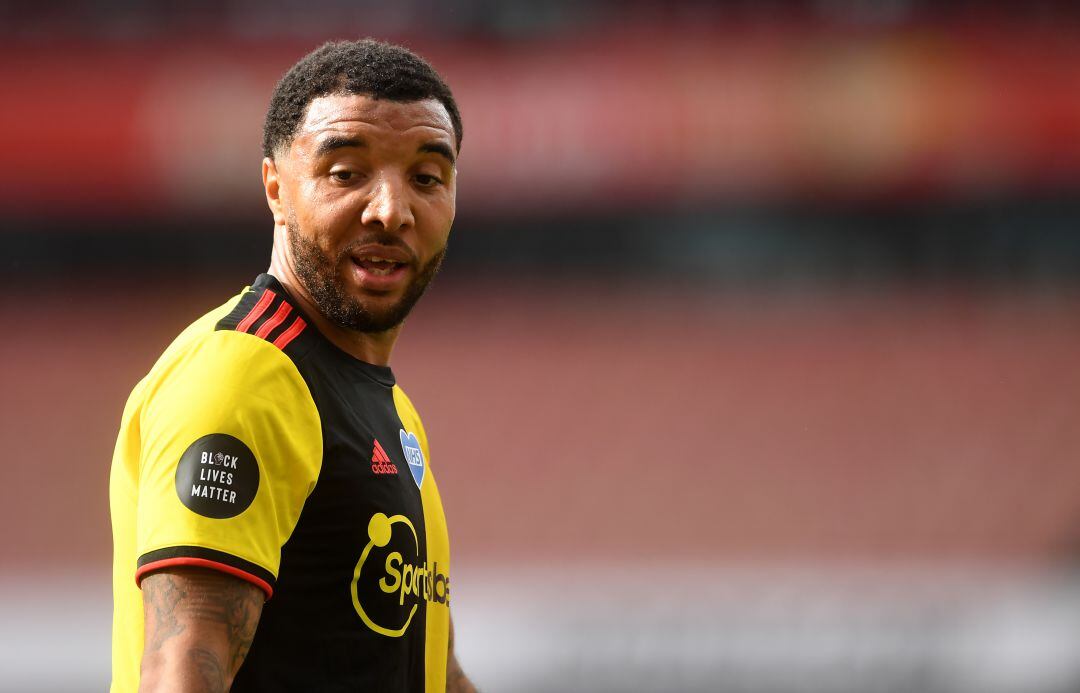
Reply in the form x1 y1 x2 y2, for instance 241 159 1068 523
415 174 442 187
331 170 355 182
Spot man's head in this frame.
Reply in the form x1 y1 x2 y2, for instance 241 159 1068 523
263 40 462 159
262 39 461 335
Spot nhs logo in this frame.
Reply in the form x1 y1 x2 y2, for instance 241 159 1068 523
399 429 425 489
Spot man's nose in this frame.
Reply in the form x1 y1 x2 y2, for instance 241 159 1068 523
361 174 413 232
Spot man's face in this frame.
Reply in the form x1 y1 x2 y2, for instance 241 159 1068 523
271 93 457 333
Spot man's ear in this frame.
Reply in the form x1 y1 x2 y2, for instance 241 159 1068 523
263 157 287 226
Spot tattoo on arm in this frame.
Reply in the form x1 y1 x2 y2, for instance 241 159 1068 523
188 647 227 693
179 571 262 674
140 567 264 692
143 572 188 652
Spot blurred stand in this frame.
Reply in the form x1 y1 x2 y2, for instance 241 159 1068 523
2 1 1080 691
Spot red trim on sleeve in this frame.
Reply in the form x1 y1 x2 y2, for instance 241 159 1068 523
135 557 274 599
254 302 293 339
272 316 307 350
236 289 276 333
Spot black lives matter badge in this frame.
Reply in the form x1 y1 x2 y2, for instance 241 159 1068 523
174 434 260 519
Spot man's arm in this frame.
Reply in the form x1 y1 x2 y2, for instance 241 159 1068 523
447 614 478 693
139 567 264 693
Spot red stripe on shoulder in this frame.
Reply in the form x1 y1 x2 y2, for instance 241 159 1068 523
236 289 276 334
272 316 307 350
254 301 292 339
136 557 273 600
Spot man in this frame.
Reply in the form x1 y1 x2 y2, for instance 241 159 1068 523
110 39 477 692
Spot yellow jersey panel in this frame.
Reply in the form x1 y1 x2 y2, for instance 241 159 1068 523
110 291 322 691
395 386 451 693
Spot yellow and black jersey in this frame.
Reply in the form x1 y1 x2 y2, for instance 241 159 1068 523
110 273 451 692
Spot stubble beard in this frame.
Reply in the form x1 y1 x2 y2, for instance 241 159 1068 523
287 216 446 334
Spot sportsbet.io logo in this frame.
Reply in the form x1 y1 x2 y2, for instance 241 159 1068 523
174 433 259 519
350 512 449 638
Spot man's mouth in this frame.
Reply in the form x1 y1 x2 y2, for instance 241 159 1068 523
353 255 405 276
347 246 413 290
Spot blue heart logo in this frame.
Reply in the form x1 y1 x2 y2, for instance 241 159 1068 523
399 429 425 489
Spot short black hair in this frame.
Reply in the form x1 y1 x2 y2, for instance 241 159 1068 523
262 38 462 159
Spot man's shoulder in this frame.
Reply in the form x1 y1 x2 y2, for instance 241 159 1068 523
154 278 316 375
151 288 247 368
391 384 420 420
391 384 429 449
146 288 252 381
135 280 319 410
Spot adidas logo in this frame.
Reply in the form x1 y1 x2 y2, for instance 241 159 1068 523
371 439 398 475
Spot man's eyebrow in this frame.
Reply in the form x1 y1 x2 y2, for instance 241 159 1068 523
419 141 456 165
313 135 366 158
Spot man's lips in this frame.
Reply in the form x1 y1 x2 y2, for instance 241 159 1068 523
350 244 412 265
353 256 404 276
347 245 413 288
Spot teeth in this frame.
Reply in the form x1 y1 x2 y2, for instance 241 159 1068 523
354 254 401 276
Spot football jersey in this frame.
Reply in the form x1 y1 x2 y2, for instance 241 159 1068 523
110 273 451 692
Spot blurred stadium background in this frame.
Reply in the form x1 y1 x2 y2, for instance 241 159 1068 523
3 0 1080 690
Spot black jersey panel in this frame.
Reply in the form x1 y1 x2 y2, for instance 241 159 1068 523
229 275 429 692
